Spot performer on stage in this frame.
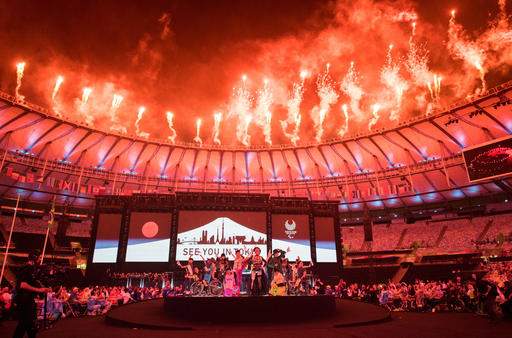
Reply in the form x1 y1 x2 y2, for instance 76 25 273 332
223 269 239 297
269 270 287 296
176 257 195 291
244 247 266 295
216 254 229 282
199 255 215 284
291 259 314 294
280 258 292 283
232 250 245 288
266 249 285 278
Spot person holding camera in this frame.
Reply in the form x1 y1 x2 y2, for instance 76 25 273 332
13 251 51 338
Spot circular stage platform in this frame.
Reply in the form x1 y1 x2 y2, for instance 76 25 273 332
106 297 390 330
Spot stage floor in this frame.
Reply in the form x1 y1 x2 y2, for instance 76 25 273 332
106 297 390 330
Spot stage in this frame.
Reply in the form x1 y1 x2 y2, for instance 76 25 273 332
105 297 391 330
165 295 336 322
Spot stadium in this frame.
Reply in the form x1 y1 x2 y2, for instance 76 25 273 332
1 0 512 337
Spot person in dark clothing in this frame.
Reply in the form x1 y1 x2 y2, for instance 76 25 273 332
266 249 285 279
13 251 51 338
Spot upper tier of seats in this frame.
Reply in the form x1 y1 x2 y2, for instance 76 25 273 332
342 214 512 253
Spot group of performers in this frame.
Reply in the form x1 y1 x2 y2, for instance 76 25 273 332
176 247 314 296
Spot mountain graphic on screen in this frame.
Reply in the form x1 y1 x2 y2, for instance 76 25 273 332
178 217 266 245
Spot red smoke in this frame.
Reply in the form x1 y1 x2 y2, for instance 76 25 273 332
0 0 510 146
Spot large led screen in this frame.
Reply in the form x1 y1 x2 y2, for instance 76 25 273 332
463 135 512 182
272 214 311 261
125 212 172 262
315 217 337 263
176 211 267 261
92 214 122 263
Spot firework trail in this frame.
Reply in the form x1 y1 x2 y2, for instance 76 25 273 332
228 75 253 146
212 112 222 145
312 64 338 142
254 79 273 145
448 10 487 92
380 45 408 121
15 62 26 101
109 94 127 134
51 75 64 117
405 22 437 98
78 87 93 124
368 104 381 131
80 87 92 110
166 111 177 143
135 106 150 138
479 0 512 69
338 104 349 138
433 74 442 99
52 75 64 101
281 70 308 145
194 118 203 145
340 62 364 121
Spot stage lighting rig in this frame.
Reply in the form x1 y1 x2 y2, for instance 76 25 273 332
444 117 459 127
492 95 511 109
468 109 485 118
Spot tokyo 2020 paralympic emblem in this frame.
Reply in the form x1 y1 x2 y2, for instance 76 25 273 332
284 219 297 239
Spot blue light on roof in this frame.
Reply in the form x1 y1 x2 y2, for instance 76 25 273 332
451 189 464 198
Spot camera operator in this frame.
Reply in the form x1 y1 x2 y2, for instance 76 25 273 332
13 250 51 338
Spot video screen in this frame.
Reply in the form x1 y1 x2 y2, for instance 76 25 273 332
92 214 122 263
125 212 172 262
176 210 267 261
463 135 512 182
315 217 337 263
272 214 311 261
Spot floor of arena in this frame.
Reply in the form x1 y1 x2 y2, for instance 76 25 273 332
2 303 511 338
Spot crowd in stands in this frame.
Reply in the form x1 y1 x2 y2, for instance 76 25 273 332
0 215 91 237
342 214 512 253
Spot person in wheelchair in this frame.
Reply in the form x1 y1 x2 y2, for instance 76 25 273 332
199 255 216 285
291 259 314 294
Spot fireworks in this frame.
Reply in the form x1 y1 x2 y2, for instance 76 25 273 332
406 23 434 95
380 44 408 121
448 10 487 92
340 61 364 121
368 104 381 131
312 63 338 142
166 111 177 143
135 106 150 138
281 71 307 145
254 78 273 145
52 75 64 101
194 118 203 145
228 75 253 146
81 87 92 109
338 104 349 138
51 75 64 117
79 87 93 124
15 62 26 101
109 94 126 134
7 1 512 146
212 112 222 145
